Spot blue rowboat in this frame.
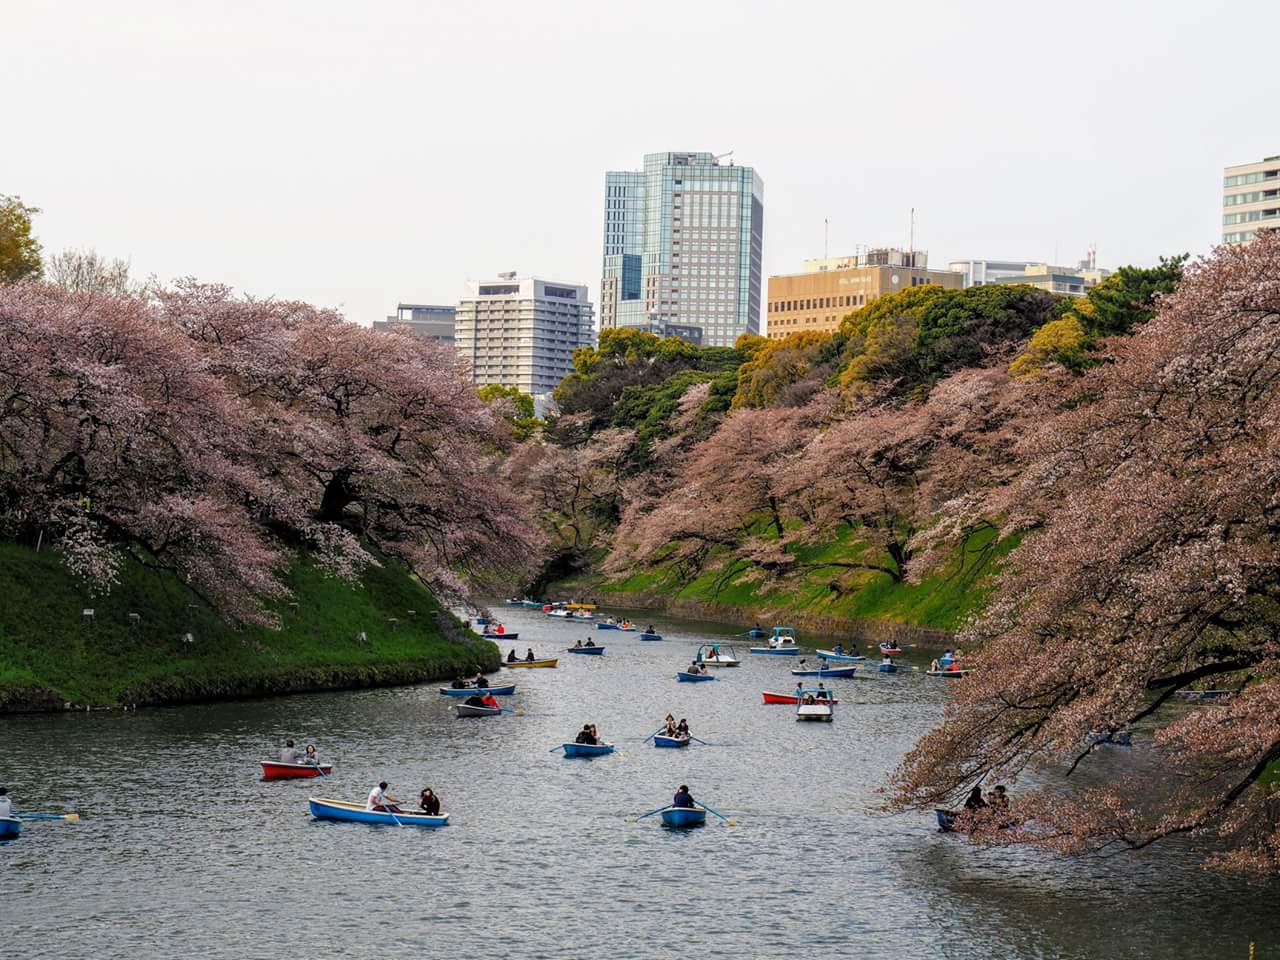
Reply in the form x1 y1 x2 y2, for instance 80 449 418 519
661 805 706 828
562 742 615 758
566 646 605 655
750 646 800 656
676 672 717 682
483 631 517 641
815 649 867 662
521 600 545 608
746 627 766 639
791 666 857 678
596 623 620 630
0 817 21 839
639 632 663 641
438 684 517 696
935 808 960 832
1087 731 1132 746
878 663 897 673
654 734 691 748
309 797 448 828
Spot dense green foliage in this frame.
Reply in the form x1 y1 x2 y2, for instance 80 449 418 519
478 383 541 440
0 543 496 708
1070 255 1187 337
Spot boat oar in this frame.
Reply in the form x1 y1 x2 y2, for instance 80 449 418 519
626 803 672 823
643 726 666 744
688 736 712 746
19 812 80 822
548 744 564 753
696 802 737 826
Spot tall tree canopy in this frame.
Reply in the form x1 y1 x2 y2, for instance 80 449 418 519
0 195 43 284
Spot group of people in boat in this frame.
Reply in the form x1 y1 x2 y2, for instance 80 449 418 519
660 714 691 739
795 682 832 704
280 739 322 765
365 781 442 816
964 784 1009 812
506 648 538 663
574 723 602 745
452 670 496 689
571 638 598 648
686 659 708 675
600 617 636 629
463 692 501 710
930 648 965 672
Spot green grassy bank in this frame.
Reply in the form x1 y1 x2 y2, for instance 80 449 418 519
555 525 1017 638
0 543 497 711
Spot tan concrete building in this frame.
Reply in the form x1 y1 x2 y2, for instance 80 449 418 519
1223 154 1280 245
765 250 962 339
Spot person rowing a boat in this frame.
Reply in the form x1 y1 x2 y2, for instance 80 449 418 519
507 648 519 662
481 693 500 710
573 639 584 648
963 786 987 812
673 785 695 809
465 692 486 707
585 637 595 647
280 739 304 763
367 781 404 814
419 788 441 816
677 719 690 738
832 643 844 656
663 715 678 737
524 648 535 662
687 660 703 675
473 671 488 688
575 724 598 746
451 676 469 689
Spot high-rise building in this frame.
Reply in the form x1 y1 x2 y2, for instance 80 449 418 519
454 272 594 398
373 303 456 343
1223 155 1280 245
766 249 962 340
601 151 763 347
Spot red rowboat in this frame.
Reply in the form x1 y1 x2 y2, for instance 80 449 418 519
260 760 333 780
762 691 839 705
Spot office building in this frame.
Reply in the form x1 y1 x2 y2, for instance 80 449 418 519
454 272 593 397
947 259 1039 288
601 151 764 347
373 303 457 343
990 254 1110 297
1223 155 1280 245
765 249 962 339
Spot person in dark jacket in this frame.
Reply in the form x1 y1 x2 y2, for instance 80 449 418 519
508 649 518 662
673 785 694 808
525 648 536 662
575 724 598 745
419 788 441 815
963 786 987 811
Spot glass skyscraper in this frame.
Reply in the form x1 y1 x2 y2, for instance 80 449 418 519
600 152 763 347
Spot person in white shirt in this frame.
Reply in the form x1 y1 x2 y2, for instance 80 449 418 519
0 786 11 818
366 781 402 813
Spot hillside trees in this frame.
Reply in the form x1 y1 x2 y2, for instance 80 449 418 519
892 233 1280 875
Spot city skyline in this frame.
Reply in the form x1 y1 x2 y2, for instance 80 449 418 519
6 1 1277 333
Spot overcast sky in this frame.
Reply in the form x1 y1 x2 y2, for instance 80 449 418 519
7 1 1277 327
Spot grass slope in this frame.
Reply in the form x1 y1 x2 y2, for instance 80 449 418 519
564 525 1017 631
0 543 496 709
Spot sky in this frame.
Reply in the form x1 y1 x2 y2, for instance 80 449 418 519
6 0 1278 329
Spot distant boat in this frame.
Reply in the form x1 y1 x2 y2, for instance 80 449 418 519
309 797 448 828
561 742 615 758
1087 731 1132 746
676 671 717 683
597 621 637 632
696 643 740 667
455 702 503 717
751 626 800 655
877 662 898 673
438 684 517 696
745 627 766 639
926 669 968 679
0 817 21 839
571 612 595 621
1173 689 1232 700
795 688 834 722
260 760 334 780
653 734 691 748
815 649 866 662
638 633 663 641
878 645 903 656
483 630 517 641
791 665 857 678
504 658 558 668
547 609 572 619
935 808 960 832
566 645 605 655
762 690 839 705
661 805 707 828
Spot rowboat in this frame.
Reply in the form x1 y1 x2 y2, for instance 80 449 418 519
696 643 740 667
638 633 663 641
455 702 503 717
504 658 558 668
935 808 960 832
260 760 334 780
795 688 834 722
547 609 572 619
309 797 448 828
878 644 903 656
791 666 857 678
566 645 605 655
676 671 717 682
566 602 598 611
521 599 545 607
483 629 517 639
597 622 637 632
762 691 839 705
750 646 800 656
654 734 691 748
596 622 621 630
438 684 517 696
1173 689 1233 700
1087 731 1132 746
815 649 867 662
0 817 21 839
926 669 968 679
878 662 898 673
571 612 594 621
561 742 615 758
661 805 706 828
745 627 766 639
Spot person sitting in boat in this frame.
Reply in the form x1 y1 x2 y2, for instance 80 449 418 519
473 671 488 688
832 643 844 656
990 785 1009 811
646 625 655 634
677 719 690 737
815 684 830 700
573 639 583 648
465 693 485 707
941 648 954 663
585 638 595 647
673 785 695 809
664 716 679 737
451 676 469 689
0 787 11 818
493 623 505 635
687 660 703 675
525 648 535 662
507 649 518 662
963 786 987 811
930 659 941 672
575 724 598 745
590 723 600 741
303 744 319 765
367 781 403 813
481 693 500 710
280 739 303 763
882 655 894 665
802 693 816 704
419 788 441 816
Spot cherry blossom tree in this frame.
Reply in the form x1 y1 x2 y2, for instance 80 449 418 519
892 232 1280 875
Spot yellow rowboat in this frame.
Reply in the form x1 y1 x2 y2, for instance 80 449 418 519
504 658 559 668
566 603 597 611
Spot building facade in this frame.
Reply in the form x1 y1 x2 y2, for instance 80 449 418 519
454 273 593 398
765 250 962 340
946 259 1038 288
990 259 1110 297
601 151 764 347
1223 155 1280 245
372 303 457 343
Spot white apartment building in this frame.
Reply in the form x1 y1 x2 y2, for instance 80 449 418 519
454 273 594 398
1223 155 1280 245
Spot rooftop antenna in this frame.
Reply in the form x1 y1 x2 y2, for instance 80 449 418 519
824 218 829 260
713 150 734 165
908 208 915 267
